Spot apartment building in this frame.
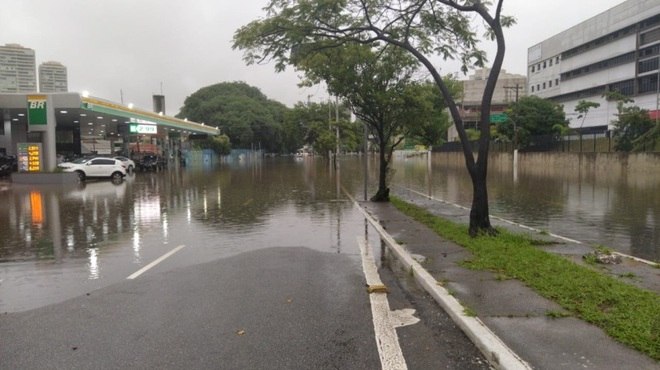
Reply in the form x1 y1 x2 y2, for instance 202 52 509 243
39 61 68 93
528 0 660 132
0 43 37 93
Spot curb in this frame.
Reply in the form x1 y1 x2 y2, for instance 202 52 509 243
347 192 532 370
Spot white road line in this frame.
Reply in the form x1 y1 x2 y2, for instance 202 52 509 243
357 237 410 370
343 188 532 370
126 245 186 280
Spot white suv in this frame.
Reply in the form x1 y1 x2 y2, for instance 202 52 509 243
58 157 126 181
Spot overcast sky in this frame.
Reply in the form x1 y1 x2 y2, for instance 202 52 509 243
2 0 626 115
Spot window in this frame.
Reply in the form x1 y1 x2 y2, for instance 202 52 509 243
543 61 546 69
531 65 535 73
556 78 559 86
638 74 658 94
608 79 635 96
556 57 560 64
549 80 553 87
549 59 553 66
537 84 540 91
640 27 660 46
90 158 115 165
639 57 659 74
542 82 546 89
531 86 535 92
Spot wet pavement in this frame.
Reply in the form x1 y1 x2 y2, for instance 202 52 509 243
0 158 489 369
365 188 659 369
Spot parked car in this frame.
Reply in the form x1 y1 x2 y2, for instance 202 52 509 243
58 157 126 181
0 155 17 177
113 156 136 173
138 154 166 171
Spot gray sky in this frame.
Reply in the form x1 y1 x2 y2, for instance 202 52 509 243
2 0 626 115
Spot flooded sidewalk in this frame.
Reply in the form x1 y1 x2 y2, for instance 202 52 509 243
361 192 659 369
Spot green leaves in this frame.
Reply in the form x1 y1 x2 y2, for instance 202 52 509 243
177 82 285 152
498 96 568 148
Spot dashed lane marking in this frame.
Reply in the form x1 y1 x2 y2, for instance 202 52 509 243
126 245 186 280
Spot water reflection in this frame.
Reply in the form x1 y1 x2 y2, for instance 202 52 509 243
0 158 363 269
391 154 660 261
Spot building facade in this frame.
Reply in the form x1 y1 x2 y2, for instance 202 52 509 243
447 68 527 141
38 61 68 93
527 0 660 132
0 44 37 93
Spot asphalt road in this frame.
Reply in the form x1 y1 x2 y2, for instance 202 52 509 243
1 245 489 369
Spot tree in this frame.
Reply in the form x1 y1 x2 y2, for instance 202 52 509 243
604 91 655 152
574 100 601 129
406 80 462 150
497 96 567 149
283 101 357 155
193 134 232 156
234 0 514 235
612 106 654 152
294 43 430 201
177 82 287 152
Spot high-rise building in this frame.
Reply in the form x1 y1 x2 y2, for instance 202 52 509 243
39 61 68 92
527 0 660 132
0 43 37 93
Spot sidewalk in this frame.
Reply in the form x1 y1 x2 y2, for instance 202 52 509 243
359 188 659 370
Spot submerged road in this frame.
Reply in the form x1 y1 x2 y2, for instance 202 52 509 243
0 159 489 369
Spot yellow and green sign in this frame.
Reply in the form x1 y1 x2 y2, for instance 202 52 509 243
27 95 48 125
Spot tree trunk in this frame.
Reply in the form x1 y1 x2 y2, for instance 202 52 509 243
468 168 496 236
371 146 389 202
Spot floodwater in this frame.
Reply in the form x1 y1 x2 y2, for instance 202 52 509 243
0 158 374 312
390 153 660 262
1 153 657 311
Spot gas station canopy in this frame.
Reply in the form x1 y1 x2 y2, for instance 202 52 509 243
0 92 219 137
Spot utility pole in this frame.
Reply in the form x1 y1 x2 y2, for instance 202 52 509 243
335 96 339 170
503 83 522 103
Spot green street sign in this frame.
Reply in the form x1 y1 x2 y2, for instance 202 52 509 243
489 113 508 123
27 95 48 125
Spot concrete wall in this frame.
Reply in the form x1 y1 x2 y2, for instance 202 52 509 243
432 151 660 181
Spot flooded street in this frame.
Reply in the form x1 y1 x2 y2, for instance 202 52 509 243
0 157 492 370
0 158 369 312
391 153 660 262
2 152 658 309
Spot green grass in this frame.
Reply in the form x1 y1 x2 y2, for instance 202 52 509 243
390 197 660 361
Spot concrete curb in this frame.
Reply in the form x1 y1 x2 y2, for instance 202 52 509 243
347 194 532 370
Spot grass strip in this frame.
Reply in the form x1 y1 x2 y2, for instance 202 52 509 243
390 197 660 361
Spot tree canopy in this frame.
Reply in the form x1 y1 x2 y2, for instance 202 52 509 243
497 96 567 149
177 82 287 152
234 0 514 234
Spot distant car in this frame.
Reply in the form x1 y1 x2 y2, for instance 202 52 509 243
58 157 126 181
138 154 166 171
114 156 136 173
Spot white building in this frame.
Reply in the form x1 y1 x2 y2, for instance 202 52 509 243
39 61 68 93
527 0 660 132
0 43 37 93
